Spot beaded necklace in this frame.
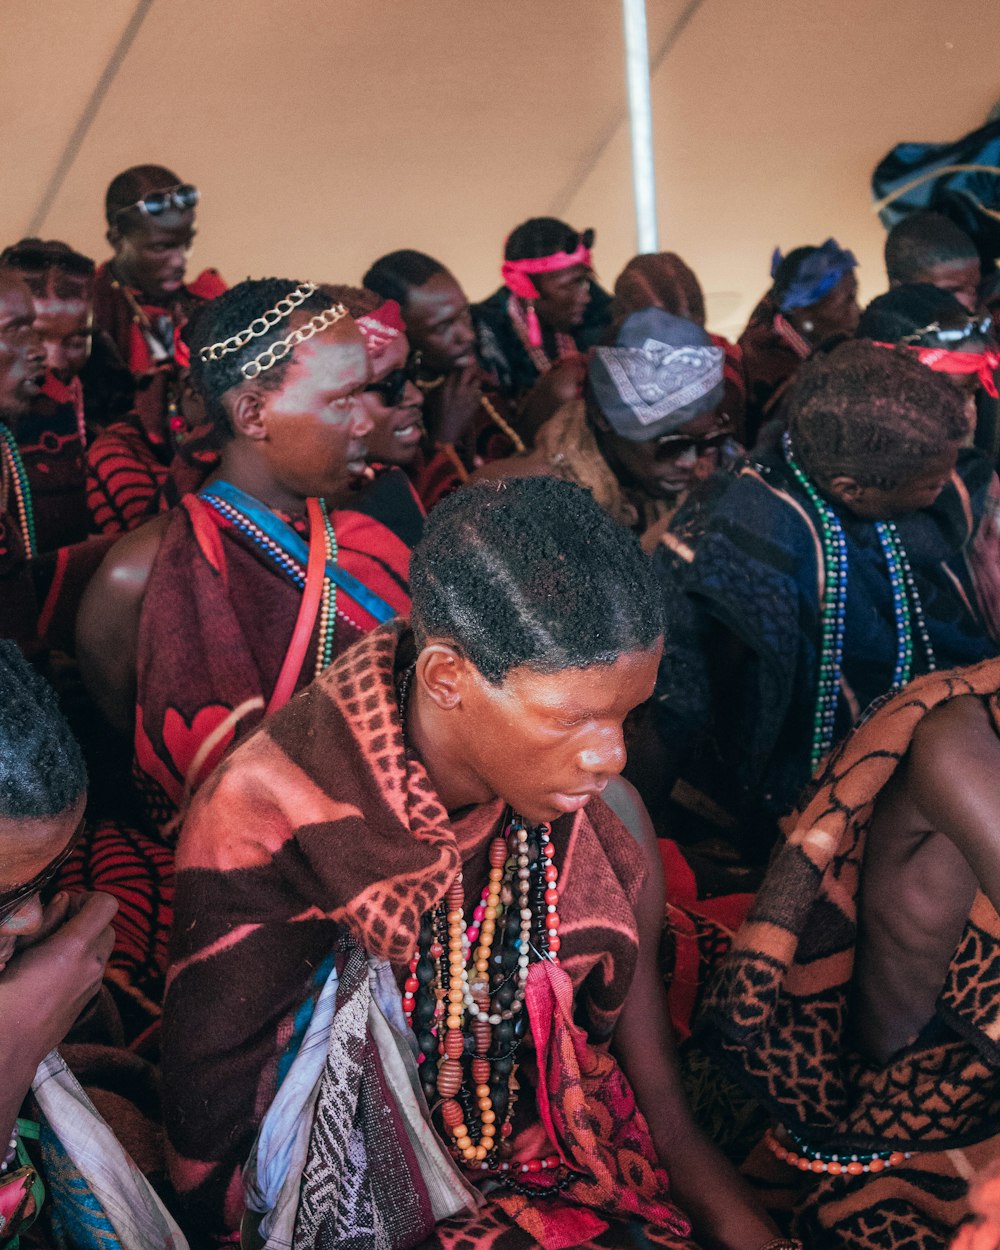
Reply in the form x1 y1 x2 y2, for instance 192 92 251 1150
506 295 576 376
199 492 343 674
403 814 566 1188
781 432 937 769
765 1126 912 1177
0 423 36 559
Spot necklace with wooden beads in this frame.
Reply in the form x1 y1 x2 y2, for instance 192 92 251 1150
0 423 36 558
403 814 564 1184
765 1126 911 1176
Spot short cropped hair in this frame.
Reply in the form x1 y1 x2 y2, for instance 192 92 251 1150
0 641 86 819
787 340 968 490
409 477 663 683
0 238 95 301
885 211 979 284
362 251 446 310
185 278 339 439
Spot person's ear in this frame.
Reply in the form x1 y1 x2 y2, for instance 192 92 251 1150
826 474 865 507
416 643 475 713
227 386 268 441
106 224 121 250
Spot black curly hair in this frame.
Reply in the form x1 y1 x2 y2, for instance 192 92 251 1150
856 283 978 345
0 642 86 819
185 278 341 440
787 340 968 490
409 477 663 683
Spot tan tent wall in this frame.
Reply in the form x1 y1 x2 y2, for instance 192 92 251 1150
3 0 998 338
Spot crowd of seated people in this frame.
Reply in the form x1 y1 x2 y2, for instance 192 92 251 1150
2 160 1000 1250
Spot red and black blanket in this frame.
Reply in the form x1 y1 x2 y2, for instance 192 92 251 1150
699 658 1000 1250
162 621 697 1247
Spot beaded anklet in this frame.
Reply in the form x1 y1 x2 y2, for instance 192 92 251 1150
765 1126 911 1176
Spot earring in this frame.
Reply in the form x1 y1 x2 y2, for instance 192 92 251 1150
801 319 815 334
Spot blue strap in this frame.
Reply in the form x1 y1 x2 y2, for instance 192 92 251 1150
200 480 396 623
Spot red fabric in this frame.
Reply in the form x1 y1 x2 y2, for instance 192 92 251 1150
870 341 1000 398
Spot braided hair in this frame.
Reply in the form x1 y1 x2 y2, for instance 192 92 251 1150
362 251 446 310
0 239 95 301
885 211 979 285
612 252 706 331
787 340 968 490
409 477 663 684
185 278 339 440
504 218 594 262
0 642 86 819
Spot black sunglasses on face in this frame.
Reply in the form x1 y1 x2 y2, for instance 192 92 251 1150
116 183 200 221
0 817 84 927
651 426 731 461
364 362 420 407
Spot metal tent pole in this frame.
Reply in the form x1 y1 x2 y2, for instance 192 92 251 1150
621 0 660 253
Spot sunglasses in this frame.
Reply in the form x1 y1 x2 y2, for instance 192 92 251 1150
116 183 200 221
650 424 731 461
0 817 84 927
902 315 993 346
364 361 420 407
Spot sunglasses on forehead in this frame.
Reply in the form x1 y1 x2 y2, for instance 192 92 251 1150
902 315 993 346
0 817 84 927
116 183 200 221
649 421 731 461
364 360 420 407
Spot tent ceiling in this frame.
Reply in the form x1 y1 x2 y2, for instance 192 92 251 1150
2 1 998 336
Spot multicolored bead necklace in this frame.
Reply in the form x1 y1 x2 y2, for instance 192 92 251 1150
403 814 567 1189
765 1126 911 1177
782 432 936 769
0 422 37 559
199 492 346 673
507 295 576 376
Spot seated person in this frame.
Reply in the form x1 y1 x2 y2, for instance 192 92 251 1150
475 308 738 551
88 164 226 534
885 210 983 313
738 239 859 445
363 249 523 506
0 640 181 1247
77 280 423 839
473 216 611 417
857 282 999 460
1 240 95 554
652 341 997 855
699 655 1000 1249
320 284 426 471
162 477 783 1250
612 251 748 442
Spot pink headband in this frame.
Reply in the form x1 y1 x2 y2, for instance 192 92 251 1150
357 299 406 357
501 243 593 301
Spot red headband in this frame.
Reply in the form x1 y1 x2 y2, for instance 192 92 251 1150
501 243 592 301
356 299 406 357
871 341 1000 398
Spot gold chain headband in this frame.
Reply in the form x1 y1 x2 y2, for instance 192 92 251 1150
199 282 318 362
241 304 350 380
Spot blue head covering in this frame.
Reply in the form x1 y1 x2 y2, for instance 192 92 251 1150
771 238 857 312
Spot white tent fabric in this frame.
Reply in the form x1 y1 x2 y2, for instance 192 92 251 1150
2 0 999 337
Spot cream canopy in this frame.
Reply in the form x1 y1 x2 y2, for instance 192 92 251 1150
2 0 998 337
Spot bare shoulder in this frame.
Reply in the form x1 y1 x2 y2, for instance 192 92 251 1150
93 511 171 594
601 775 658 862
908 695 1000 793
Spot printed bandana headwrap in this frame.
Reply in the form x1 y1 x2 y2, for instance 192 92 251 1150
771 237 857 312
590 308 725 441
356 299 406 358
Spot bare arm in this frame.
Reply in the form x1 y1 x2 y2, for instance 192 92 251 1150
604 776 778 1250
903 695 1000 914
75 514 168 735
